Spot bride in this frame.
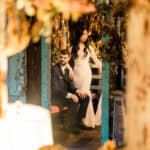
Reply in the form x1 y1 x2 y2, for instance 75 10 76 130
69 19 102 128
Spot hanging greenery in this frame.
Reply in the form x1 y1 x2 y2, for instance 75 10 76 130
89 0 128 64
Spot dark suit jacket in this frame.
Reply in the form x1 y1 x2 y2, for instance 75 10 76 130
51 63 77 106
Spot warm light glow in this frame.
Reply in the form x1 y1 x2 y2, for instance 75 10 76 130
0 103 53 150
0 1 96 149
0 55 8 117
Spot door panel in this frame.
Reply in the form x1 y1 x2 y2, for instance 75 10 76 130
26 42 41 105
8 52 26 103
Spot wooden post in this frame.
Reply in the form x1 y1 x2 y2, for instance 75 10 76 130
101 60 110 145
125 1 150 150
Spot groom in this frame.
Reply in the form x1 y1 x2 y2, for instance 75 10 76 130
51 49 90 134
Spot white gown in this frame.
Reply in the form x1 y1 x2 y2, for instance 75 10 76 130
73 50 101 128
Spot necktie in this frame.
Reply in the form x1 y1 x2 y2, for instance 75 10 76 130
64 68 68 76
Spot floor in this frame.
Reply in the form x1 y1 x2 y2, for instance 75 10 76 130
53 126 101 150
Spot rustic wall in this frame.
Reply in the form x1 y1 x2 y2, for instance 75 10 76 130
126 1 150 150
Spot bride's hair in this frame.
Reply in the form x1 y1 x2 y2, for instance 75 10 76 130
69 16 90 61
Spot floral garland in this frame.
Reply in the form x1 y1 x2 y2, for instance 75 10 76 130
0 0 95 57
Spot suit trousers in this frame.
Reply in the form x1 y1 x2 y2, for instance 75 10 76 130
65 95 89 128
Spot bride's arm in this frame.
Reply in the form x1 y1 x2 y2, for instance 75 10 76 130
67 46 74 80
89 45 102 73
66 63 74 80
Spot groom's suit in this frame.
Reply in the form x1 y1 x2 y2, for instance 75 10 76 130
51 63 89 129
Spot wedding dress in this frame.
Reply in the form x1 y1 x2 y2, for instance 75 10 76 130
73 49 101 128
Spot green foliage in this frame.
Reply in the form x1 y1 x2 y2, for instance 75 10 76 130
91 0 128 64
51 44 60 65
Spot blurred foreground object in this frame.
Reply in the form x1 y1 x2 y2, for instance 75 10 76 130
0 55 8 117
0 103 53 150
126 0 150 150
98 140 116 150
39 144 64 150
0 0 95 57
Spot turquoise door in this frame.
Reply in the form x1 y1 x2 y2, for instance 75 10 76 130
8 51 26 103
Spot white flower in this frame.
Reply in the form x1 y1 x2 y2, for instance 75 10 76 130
16 0 26 10
24 1 35 16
